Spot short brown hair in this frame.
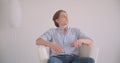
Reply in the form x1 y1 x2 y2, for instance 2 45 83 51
53 10 66 27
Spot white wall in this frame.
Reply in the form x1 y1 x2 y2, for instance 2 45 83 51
0 0 120 63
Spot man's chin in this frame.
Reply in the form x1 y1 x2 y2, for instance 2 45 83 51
63 24 68 27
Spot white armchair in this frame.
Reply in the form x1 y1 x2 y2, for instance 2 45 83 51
37 44 99 63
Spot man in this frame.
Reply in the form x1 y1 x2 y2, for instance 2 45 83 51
36 10 94 63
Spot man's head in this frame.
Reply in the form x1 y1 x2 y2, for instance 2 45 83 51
53 10 69 27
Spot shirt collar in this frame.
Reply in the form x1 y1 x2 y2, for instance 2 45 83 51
57 26 70 32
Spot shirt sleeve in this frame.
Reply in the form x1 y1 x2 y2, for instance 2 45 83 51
77 29 90 39
39 29 52 42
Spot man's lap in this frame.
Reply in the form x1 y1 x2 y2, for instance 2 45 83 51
48 55 95 63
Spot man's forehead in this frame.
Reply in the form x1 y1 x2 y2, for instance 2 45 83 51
60 12 68 16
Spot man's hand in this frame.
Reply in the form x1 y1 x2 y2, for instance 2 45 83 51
73 39 82 48
72 39 93 48
49 42 64 54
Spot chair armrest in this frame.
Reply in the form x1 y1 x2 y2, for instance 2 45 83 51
37 45 50 63
79 44 99 61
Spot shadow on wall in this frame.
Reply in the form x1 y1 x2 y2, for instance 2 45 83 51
0 0 22 30
0 0 11 30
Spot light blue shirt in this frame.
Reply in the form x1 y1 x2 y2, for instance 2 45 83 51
39 26 90 56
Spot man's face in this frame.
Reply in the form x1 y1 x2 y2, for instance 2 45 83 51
56 12 69 26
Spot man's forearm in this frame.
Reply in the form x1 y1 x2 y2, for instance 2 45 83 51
36 38 64 53
78 38 93 46
36 38 53 47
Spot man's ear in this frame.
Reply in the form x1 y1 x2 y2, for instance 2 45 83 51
55 19 59 23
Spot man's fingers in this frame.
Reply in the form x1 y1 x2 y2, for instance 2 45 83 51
78 40 82 47
77 41 80 48
56 47 63 53
54 46 64 54
73 40 82 48
73 41 77 48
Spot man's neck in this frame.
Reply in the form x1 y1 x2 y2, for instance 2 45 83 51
59 25 68 34
60 25 67 29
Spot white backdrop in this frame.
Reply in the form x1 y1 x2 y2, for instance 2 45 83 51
0 0 120 63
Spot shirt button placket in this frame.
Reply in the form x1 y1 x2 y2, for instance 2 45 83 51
63 35 67 54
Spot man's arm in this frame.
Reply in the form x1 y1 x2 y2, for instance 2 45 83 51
36 38 52 46
36 38 64 54
73 29 94 48
79 38 93 46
